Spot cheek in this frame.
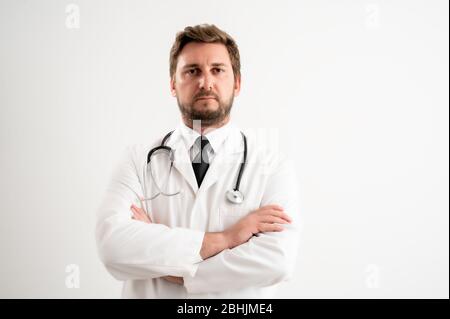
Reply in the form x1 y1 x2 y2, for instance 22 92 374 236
175 82 194 98
175 75 191 89
219 82 235 98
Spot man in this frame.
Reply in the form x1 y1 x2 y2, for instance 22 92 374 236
96 24 300 298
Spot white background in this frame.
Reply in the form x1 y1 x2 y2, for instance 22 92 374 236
0 0 448 298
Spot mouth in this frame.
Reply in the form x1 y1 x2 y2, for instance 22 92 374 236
196 96 217 101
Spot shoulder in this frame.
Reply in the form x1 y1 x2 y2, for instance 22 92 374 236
242 128 294 176
119 134 169 168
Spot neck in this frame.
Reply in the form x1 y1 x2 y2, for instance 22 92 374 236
183 116 230 135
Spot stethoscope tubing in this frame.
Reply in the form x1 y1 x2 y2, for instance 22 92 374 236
141 129 247 211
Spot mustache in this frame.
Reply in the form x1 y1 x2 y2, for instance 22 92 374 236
194 92 219 100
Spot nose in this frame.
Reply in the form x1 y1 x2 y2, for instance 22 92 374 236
198 73 214 91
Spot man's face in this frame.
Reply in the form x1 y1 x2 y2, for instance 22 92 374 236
170 42 240 127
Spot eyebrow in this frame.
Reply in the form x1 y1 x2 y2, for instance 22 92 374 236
182 63 227 70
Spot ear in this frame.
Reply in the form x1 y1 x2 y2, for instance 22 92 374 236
233 75 241 97
170 76 177 97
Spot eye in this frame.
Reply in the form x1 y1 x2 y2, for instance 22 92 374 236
213 68 224 73
186 69 198 75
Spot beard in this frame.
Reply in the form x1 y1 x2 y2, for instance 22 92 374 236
176 92 234 127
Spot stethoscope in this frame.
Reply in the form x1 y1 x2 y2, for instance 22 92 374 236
138 130 248 214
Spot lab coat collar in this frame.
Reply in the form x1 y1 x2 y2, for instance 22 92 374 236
178 120 233 156
165 122 245 195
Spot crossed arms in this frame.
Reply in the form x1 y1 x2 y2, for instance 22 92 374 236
96 147 301 294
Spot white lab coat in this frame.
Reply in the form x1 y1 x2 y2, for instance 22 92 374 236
96 125 301 298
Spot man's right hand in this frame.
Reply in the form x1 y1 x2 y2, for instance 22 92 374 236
222 204 292 249
131 202 292 280
200 205 292 259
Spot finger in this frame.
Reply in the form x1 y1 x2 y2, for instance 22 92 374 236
136 207 147 215
131 206 142 215
259 223 284 232
131 212 145 222
278 211 292 223
134 210 152 224
131 209 143 220
261 204 284 211
131 204 153 223
132 212 144 221
130 204 139 214
131 204 144 213
271 210 292 223
131 206 146 218
259 209 292 223
131 208 145 219
261 216 290 224
138 209 151 222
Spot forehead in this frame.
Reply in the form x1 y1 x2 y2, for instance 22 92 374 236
177 42 232 69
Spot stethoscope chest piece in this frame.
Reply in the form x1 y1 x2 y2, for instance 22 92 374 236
226 189 244 204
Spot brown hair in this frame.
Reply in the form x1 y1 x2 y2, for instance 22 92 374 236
169 24 241 80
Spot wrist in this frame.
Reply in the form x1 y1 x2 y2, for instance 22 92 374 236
200 232 229 259
221 230 232 249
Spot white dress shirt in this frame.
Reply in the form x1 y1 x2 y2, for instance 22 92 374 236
178 120 233 164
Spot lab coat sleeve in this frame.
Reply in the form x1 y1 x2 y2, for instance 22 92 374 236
183 156 301 294
95 145 205 281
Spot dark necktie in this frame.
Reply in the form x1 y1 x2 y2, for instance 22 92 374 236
192 136 210 187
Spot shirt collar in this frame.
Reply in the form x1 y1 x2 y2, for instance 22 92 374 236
178 119 233 154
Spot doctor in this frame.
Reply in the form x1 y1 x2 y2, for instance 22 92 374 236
96 24 301 298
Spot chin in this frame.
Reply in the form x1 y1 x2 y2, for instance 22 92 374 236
195 99 219 108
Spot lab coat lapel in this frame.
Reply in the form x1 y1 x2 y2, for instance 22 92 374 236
165 129 199 194
173 146 199 194
199 129 245 192
163 127 244 195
